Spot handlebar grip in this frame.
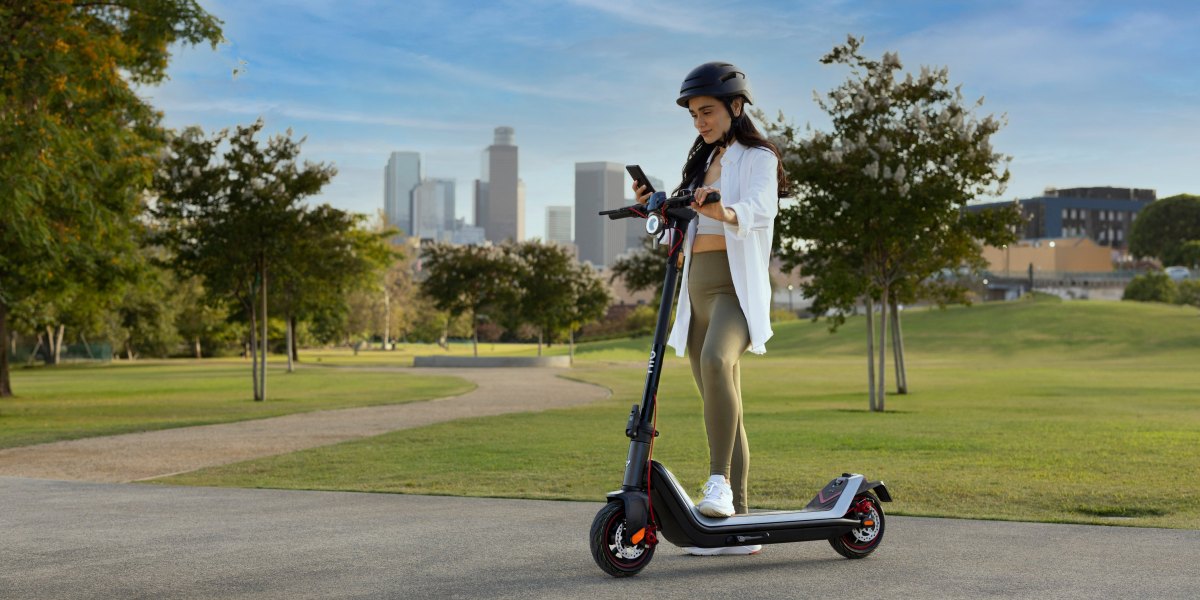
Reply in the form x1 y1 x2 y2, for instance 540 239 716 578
697 191 721 206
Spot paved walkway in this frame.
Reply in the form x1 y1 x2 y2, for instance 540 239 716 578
3 478 1197 600
0 367 609 483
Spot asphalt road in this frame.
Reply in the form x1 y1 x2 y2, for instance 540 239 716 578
2 477 1196 599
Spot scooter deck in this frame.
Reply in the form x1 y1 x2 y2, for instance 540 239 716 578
648 462 865 548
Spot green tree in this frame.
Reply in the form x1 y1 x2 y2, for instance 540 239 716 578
107 260 182 359
512 241 583 355
769 36 1019 411
153 121 336 400
0 0 222 396
564 263 612 363
174 275 236 358
418 243 522 357
609 236 670 302
273 207 395 371
1129 195 1200 266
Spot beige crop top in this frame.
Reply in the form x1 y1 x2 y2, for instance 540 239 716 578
695 180 723 235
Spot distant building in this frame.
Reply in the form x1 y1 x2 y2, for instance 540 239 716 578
384 151 421 235
475 127 523 242
575 162 626 267
411 178 455 242
982 237 1114 276
546 206 573 245
969 186 1155 251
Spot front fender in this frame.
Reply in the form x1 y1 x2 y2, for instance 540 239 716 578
606 490 649 536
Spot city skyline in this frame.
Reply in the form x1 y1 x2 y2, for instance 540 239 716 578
146 1 1200 239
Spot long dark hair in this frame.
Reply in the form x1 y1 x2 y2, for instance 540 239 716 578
672 96 790 199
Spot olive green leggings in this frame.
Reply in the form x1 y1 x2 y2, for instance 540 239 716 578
686 250 751 514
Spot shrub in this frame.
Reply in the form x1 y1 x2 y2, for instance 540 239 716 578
1122 272 1177 303
1174 279 1200 308
770 308 799 323
624 305 658 337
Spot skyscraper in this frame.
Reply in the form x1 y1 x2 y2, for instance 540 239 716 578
384 151 421 235
474 127 523 243
575 161 625 267
412 178 456 241
546 206 572 246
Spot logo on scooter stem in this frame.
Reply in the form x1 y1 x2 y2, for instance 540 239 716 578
647 350 656 374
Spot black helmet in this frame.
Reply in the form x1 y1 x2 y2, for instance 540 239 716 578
676 62 754 107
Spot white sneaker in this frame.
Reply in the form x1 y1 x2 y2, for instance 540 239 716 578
695 474 735 517
683 544 762 556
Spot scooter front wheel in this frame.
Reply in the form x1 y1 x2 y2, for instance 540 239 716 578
589 502 655 577
829 492 885 559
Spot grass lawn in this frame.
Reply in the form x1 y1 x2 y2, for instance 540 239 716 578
0 361 474 449
160 297 1200 529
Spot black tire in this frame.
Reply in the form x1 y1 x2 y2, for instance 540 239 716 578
829 492 885 559
590 502 655 577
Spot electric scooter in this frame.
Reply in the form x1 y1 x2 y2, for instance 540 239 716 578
589 191 892 577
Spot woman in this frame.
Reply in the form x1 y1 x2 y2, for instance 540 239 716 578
634 62 787 556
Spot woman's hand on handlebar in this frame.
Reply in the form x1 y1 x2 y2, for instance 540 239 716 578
633 181 651 205
692 186 734 223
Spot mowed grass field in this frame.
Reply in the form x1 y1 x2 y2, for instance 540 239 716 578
161 297 1200 529
0 362 474 449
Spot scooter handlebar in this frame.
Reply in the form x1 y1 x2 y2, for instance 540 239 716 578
598 192 721 220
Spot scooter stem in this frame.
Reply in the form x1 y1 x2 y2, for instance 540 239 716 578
621 225 687 491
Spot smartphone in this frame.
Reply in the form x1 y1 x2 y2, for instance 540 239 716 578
625 165 656 194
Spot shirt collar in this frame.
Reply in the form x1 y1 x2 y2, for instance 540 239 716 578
719 140 747 167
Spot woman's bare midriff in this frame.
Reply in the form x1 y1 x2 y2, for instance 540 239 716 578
692 233 727 253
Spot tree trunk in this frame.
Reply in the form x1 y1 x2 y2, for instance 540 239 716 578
28 334 44 366
569 328 575 367
44 325 61 366
865 296 876 412
260 266 268 401
194 337 202 359
891 298 908 394
471 310 478 357
876 285 889 413
290 315 299 363
383 287 390 351
54 324 65 364
0 303 12 397
285 314 295 369
248 302 261 402
78 334 94 359
537 330 543 357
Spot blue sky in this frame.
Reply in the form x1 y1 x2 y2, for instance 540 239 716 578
147 0 1200 239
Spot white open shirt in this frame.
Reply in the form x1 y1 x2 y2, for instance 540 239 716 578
666 140 779 356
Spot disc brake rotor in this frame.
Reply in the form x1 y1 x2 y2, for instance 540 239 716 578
611 522 645 560
851 504 881 543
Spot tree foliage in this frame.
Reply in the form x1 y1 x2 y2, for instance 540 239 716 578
418 243 522 356
1128 194 1200 266
609 236 669 302
0 0 222 396
767 36 1020 411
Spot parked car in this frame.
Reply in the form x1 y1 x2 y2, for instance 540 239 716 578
1165 266 1191 281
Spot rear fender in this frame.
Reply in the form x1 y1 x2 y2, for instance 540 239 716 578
857 480 892 502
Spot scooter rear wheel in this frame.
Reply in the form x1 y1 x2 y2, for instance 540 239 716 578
829 492 885 559
590 502 655 577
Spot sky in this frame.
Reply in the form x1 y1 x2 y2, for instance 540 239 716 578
145 0 1200 240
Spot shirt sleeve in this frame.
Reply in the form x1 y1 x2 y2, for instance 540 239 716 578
726 148 779 240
